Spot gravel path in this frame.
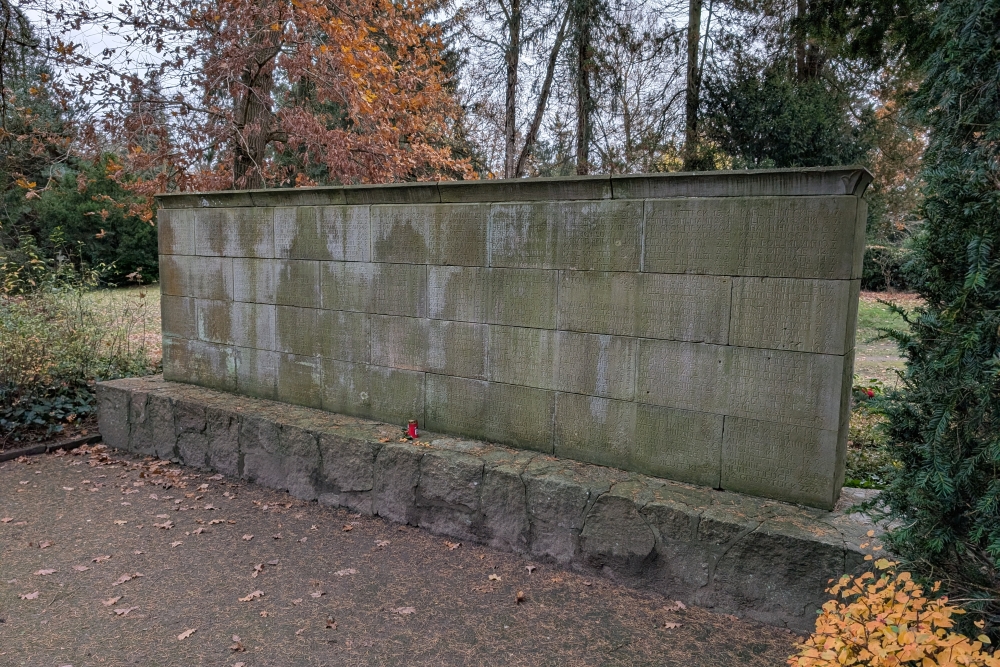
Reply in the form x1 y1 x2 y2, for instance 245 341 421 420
1 445 798 666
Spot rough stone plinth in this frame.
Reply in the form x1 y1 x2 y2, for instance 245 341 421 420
98 375 872 631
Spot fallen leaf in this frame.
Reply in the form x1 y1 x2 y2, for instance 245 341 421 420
155 514 169 519
63 487 75 491
342 525 353 532
375 540 390 548
310 525 318 531
170 541 183 548
0 517 12 523
242 534 254 541
252 564 263 578
204 504 217 511
234 663 246 667
292 598 303 605
267 559 279 566
177 628 196 640
295 628 305 636
93 555 111 563
72 565 90 572
208 474 223 481
259 610 269 617
111 574 133 586
20 591 39 600
209 519 224 525
34 569 56 576
445 541 461 550
663 601 687 612
133 550 144 555
113 606 139 616
663 621 682 629
334 568 357 577
488 574 501 582
326 617 337 629
197 484 209 491
192 527 207 535
516 591 525 605
153 521 173 530
393 607 416 615
581 580 592 586
310 591 325 598
272 533 282 540
114 520 127 526
102 596 122 606
239 590 264 602
38 541 52 549
229 635 245 652
525 565 537 574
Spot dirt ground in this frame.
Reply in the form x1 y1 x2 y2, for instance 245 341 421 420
0 445 800 667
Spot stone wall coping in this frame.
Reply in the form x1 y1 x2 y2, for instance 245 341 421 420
97 374 877 630
155 167 873 209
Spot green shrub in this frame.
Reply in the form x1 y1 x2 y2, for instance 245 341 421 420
0 237 157 443
862 245 913 292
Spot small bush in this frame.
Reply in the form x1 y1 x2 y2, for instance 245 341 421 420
862 245 913 292
790 558 1000 666
0 237 157 443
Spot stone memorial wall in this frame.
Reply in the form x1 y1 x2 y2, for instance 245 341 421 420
156 167 871 509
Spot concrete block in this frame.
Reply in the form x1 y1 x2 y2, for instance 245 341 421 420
554 331 636 400
233 258 276 304
425 374 555 452
157 208 195 255
852 199 868 279
205 407 240 476
642 196 860 278
194 207 273 258
242 420 319 500
249 187 347 207
490 200 641 271
275 205 370 261
275 305 321 357
235 347 279 400
636 340 845 430
372 442 424 523
580 484 657 573
276 353 322 409
162 337 236 392
438 175 612 202
634 404 723 488
96 383 131 450
427 320 486 379
429 266 556 329
478 457 531 552
371 203 488 266
344 182 441 205
557 272 730 343
320 360 424 426
318 310 370 363
321 262 426 317
197 299 275 350
129 391 176 459
611 167 872 199
523 459 607 562
417 448 483 512
553 393 636 470
730 277 857 354
319 432 380 493
161 295 197 340
721 416 840 509
188 256 234 301
275 259 321 307
157 190 253 209
175 399 209 469
237 411 280 479
159 255 190 297
487 325 558 390
427 266 488 323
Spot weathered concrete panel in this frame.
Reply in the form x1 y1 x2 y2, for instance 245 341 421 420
425 375 555 452
234 346 279 400
555 331 636 400
275 205 370 261
730 278 858 354
233 258 276 304
557 271 731 342
197 299 275 350
195 207 274 258
161 295 197 340
427 266 557 329
721 416 840 508
158 208 196 255
637 341 846 431
490 200 641 271
487 325 559 390
634 404 724 488
643 196 859 278
372 203 488 266
320 359 424 425
321 262 426 317
277 353 322 409
275 260 321 307
162 337 236 392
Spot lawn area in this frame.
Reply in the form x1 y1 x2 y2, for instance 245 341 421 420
86 283 163 366
853 290 921 388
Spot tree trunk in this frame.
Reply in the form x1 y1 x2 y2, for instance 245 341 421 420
574 0 593 175
503 0 521 179
682 0 702 170
515 6 570 177
795 0 806 80
232 28 281 189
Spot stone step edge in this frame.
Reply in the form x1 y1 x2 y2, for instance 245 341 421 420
96 374 871 631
